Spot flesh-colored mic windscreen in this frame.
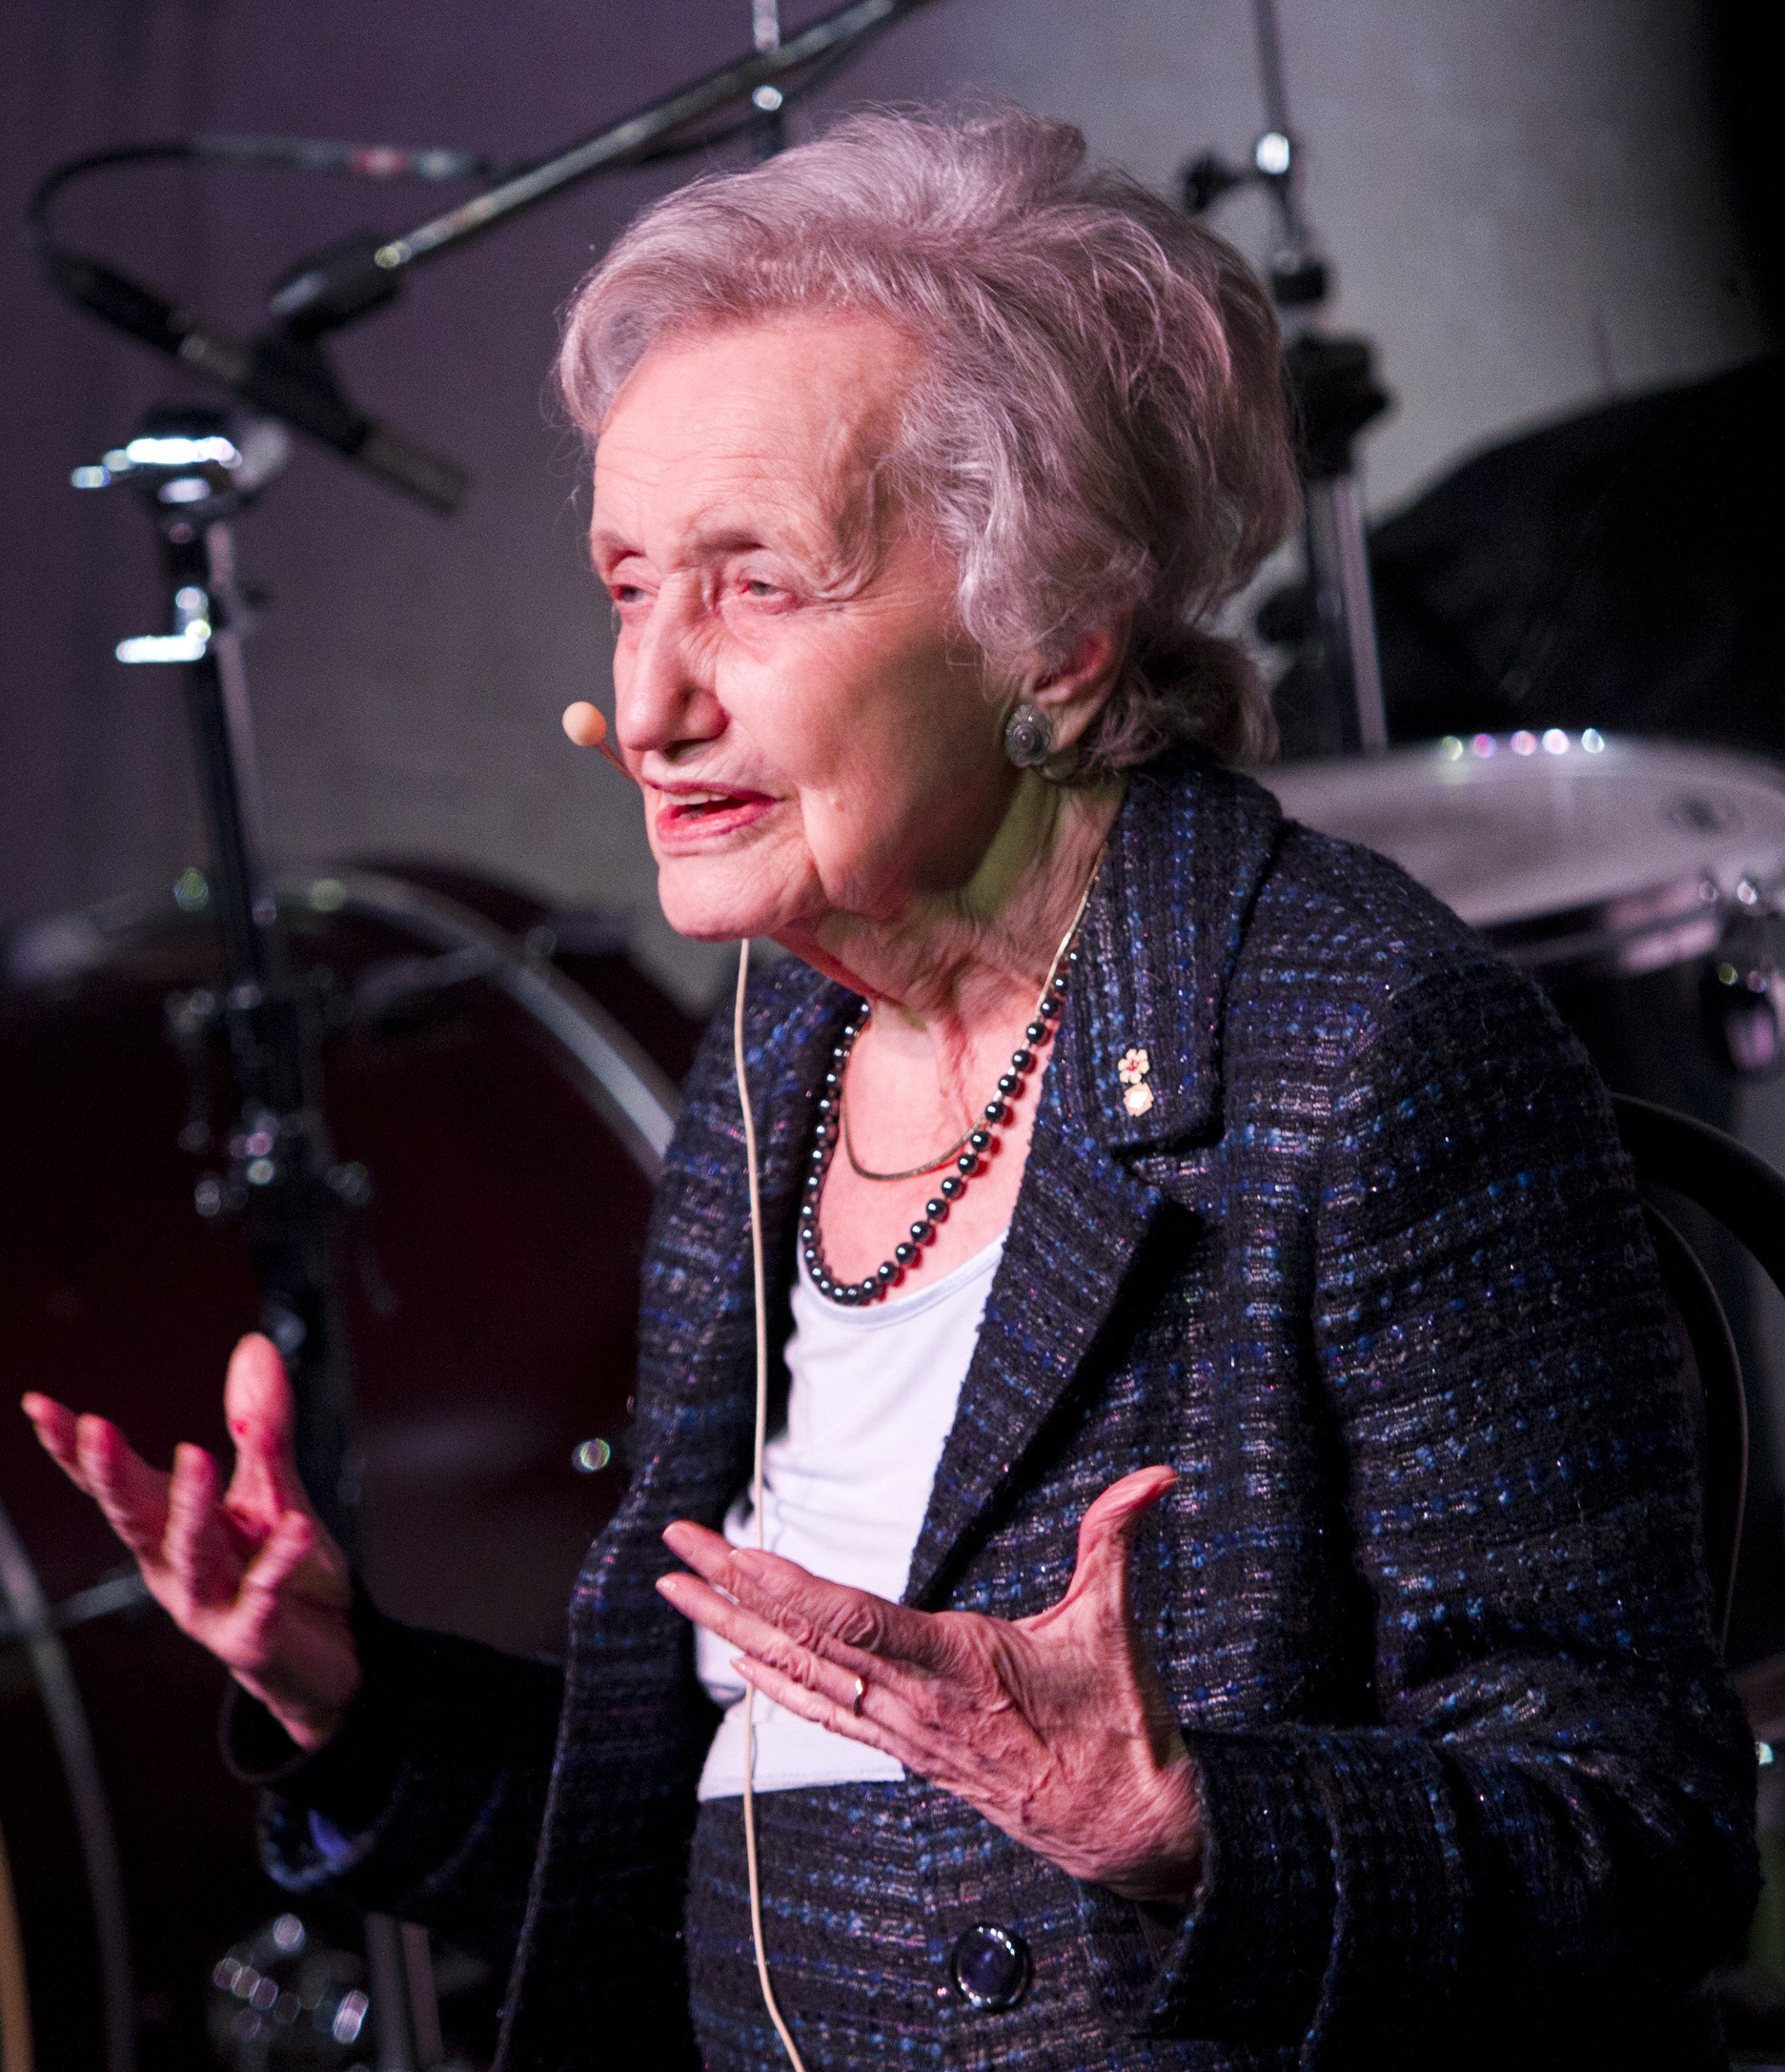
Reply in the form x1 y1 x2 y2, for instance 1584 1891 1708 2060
561 701 608 747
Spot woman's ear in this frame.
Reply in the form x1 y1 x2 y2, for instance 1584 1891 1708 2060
1025 619 1129 758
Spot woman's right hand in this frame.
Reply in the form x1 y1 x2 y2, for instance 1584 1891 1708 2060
20 1332 359 1752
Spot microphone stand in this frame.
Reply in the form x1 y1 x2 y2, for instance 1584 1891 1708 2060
86 411 362 1556
30 0 934 512
1183 0 1391 756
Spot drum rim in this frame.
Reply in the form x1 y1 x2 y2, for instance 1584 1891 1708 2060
1261 732 1785 972
0 869 681 2058
279 868 681 1182
1 865 683 1184
1266 729 1785 789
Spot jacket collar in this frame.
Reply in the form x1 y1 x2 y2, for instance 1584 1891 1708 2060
903 752 1286 1608
1053 748 1285 1152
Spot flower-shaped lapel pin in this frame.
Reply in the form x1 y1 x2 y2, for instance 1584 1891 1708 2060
1117 1046 1154 1116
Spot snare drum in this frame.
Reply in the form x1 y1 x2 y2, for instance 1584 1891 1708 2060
1262 731 1785 980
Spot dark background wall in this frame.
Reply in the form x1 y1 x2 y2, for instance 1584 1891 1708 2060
1 13 1779 2054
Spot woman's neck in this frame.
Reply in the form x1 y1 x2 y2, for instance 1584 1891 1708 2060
788 773 1124 1286
777 773 1124 1086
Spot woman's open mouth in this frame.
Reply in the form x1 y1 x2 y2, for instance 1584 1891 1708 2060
652 785 776 847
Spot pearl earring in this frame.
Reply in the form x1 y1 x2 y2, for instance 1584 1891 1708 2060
1003 701 1054 769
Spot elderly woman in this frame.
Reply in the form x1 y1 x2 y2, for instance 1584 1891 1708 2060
24 109 1756 2068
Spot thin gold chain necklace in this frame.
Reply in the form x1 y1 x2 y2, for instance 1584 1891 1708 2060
840 1098 974 1183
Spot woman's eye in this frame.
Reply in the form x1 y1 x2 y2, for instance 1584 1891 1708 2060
734 573 794 604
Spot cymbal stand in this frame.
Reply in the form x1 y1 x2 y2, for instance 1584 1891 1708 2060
76 403 361 1555
1286 333 1392 755
1183 0 1391 755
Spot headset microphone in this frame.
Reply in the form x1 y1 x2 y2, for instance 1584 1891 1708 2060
561 701 636 782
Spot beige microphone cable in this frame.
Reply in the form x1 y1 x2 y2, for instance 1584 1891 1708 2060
732 938 810 2072
0 1810 33 2072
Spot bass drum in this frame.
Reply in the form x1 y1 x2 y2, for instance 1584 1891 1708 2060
0 863 700 2072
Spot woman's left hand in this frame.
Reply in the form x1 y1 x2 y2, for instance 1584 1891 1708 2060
658 1464 1202 1903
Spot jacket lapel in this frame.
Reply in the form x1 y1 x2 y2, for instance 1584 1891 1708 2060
903 755 1285 1610
1056 750 1285 1149
903 1109 1164 1609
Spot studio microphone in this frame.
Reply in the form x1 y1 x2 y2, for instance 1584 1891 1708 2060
37 243 468 514
194 138 528 344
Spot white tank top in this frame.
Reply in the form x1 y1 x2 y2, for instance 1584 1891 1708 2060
694 1234 1004 1799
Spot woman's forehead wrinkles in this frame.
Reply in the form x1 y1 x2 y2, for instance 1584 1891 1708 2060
592 317 914 550
590 462 834 574
592 416 896 588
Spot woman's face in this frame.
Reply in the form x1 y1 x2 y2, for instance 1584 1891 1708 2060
590 315 1019 952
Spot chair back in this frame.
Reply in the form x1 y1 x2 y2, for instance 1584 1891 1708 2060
1613 1094 1785 1656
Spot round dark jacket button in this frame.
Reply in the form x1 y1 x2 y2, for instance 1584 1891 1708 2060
949 1922 1031 2011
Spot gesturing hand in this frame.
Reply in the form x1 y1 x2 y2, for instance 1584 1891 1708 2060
658 1464 1202 1902
21 1333 359 1752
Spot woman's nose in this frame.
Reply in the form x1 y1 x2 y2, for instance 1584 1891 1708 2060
616 590 726 760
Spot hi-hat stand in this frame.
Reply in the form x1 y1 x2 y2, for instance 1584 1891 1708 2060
77 403 458 2070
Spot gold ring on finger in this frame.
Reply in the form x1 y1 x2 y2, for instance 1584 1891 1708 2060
851 1674 866 1718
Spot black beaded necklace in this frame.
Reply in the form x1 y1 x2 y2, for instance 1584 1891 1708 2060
797 856 1102 1307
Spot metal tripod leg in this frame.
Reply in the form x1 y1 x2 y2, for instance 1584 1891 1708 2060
363 1915 445 2070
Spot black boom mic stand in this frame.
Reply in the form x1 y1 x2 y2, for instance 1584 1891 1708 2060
29 0 933 511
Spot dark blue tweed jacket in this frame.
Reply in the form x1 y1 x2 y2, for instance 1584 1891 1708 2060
258 749 1758 2069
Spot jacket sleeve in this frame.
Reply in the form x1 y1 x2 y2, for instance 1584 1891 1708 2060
233 1591 566 1973
1142 954 1759 2064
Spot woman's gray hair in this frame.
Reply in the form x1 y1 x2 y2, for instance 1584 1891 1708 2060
557 106 1300 771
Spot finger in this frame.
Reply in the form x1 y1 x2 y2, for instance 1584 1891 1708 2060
164 1443 233 1605
248 1507 351 1612
657 1570 895 1697
733 1649 991 1790
1052 1465 1179 1622
232 1512 315 1655
22 1393 91 1491
731 1654 911 1770
662 1520 951 1671
222 1335 313 1521
73 1414 173 1559
659 1572 984 1778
